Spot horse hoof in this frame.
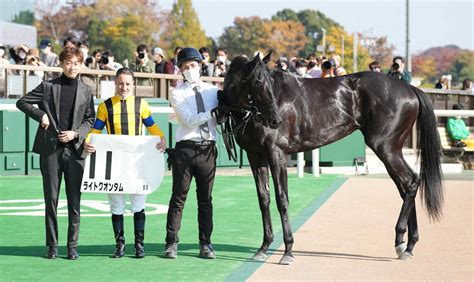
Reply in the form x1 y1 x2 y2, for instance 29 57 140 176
252 251 268 261
279 255 295 265
398 251 413 260
395 242 407 257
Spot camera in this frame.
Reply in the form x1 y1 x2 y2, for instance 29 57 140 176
392 62 400 71
322 60 334 70
84 57 93 67
99 55 109 65
138 52 145 59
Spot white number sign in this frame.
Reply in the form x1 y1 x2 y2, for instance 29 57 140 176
81 134 164 194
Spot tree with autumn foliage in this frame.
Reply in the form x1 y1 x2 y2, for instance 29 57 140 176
164 0 210 57
271 9 341 57
412 45 473 84
259 20 308 59
324 26 370 73
218 16 265 58
36 0 164 63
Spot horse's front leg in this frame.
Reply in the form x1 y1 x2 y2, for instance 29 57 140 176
269 151 294 265
248 156 273 261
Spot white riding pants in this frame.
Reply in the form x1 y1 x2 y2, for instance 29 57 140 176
108 194 146 215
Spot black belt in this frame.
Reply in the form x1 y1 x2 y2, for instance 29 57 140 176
178 140 216 146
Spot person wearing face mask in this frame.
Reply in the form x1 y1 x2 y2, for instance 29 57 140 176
83 68 166 259
295 59 311 78
39 38 59 80
164 47 226 260
12 44 29 65
212 47 230 78
0 43 11 82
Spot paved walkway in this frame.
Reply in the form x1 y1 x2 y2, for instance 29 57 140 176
248 177 473 281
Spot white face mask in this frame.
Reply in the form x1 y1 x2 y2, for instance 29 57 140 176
217 55 225 63
183 68 200 83
296 68 306 76
0 49 4 57
19 51 26 59
81 49 88 59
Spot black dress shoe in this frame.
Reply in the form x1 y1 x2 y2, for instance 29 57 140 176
46 246 58 259
67 247 79 260
164 242 178 259
111 244 125 258
199 244 216 259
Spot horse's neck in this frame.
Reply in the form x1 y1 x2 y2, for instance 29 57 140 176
272 71 303 103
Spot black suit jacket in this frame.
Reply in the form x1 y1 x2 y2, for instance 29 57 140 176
16 76 96 158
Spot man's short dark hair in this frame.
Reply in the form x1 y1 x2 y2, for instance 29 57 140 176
116 67 135 79
137 44 148 53
393 56 405 63
63 37 78 47
199 47 211 54
216 47 227 55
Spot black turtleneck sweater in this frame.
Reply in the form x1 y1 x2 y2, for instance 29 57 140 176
59 75 78 131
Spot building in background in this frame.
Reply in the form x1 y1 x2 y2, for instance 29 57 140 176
0 0 36 47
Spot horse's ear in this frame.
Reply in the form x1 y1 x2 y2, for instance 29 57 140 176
262 49 273 64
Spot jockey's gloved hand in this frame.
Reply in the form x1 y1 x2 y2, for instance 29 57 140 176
211 106 229 124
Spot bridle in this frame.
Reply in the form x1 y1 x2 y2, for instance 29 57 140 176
218 61 277 163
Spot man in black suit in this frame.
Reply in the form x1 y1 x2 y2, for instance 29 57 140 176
16 47 95 260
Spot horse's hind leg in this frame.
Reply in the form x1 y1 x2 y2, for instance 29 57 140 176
248 155 273 261
371 146 420 259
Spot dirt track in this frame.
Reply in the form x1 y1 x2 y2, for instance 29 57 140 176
248 177 473 281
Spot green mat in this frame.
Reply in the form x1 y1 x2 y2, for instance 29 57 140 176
0 174 344 281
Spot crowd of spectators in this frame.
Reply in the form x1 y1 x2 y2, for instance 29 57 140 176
0 37 472 93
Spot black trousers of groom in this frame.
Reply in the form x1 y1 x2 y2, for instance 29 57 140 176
165 141 217 245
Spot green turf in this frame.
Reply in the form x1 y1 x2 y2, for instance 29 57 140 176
0 173 342 281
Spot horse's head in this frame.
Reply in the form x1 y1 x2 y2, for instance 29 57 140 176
242 51 282 129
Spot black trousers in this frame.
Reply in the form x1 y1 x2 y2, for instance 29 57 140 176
40 144 84 248
165 141 217 245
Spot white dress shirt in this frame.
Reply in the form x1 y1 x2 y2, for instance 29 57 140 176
170 80 219 142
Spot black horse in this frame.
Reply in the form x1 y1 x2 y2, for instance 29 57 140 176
219 52 443 265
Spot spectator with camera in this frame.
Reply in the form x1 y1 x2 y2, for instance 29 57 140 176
26 48 46 78
387 56 412 83
199 47 214 77
131 44 154 86
212 47 231 78
152 47 174 75
321 59 335 78
99 51 123 72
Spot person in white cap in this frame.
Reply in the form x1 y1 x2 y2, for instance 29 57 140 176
152 47 174 75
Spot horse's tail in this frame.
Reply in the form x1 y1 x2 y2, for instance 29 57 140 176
412 86 444 221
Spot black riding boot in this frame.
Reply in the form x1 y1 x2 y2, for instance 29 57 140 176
111 214 125 258
134 209 146 258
